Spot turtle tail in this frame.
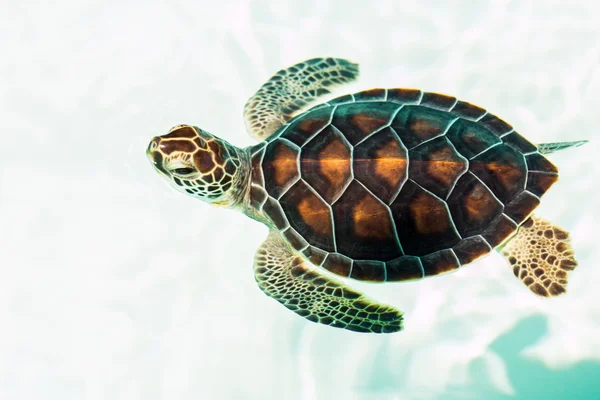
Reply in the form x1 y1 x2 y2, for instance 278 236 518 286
536 140 588 155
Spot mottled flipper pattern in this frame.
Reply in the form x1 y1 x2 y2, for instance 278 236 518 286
500 215 578 297
243 57 359 141
254 231 403 333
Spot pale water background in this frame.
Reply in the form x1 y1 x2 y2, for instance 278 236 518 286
2 1 600 399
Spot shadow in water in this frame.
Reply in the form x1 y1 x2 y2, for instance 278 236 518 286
357 315 600 399
457 315 600 399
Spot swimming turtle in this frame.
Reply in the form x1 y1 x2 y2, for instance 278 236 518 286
147 58 586 333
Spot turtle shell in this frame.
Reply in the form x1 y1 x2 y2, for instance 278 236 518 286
248 88 559 282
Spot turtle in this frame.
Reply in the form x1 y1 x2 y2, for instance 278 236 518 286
147 57 587 334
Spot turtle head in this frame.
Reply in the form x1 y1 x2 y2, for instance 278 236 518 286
146 125 243 205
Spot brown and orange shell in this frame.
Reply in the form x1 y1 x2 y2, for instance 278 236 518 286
248 89 558 282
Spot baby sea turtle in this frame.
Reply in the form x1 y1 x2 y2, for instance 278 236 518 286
147 58 586 333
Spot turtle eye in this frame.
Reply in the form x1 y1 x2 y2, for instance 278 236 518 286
172 167 196 175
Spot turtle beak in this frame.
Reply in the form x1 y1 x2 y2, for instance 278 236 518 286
147 138 169 176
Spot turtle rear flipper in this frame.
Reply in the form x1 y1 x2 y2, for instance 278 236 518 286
243 57 359 141
536 140 588 155
254 231 403 333
499 215 578 297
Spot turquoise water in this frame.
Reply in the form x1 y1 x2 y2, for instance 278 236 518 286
2 0 599 399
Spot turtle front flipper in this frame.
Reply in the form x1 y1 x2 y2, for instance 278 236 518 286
254 231 403 333
499 215 578 297
243 58 359 141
